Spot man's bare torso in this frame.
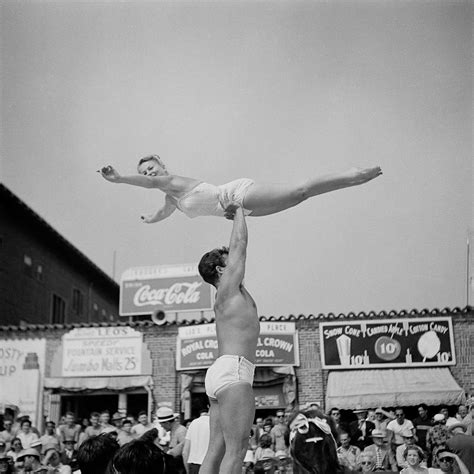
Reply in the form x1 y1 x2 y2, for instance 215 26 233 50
215 285 260 363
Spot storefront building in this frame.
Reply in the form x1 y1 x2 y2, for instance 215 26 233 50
0 305 472 429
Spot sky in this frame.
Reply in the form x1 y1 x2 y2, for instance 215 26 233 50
1 1 472 318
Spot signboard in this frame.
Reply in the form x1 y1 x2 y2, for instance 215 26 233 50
62 327 143 377
0 339 46 428
120 264 214 316
176 322 299 370
320 317 456 369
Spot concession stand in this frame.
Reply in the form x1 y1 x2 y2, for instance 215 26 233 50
321 316 466 409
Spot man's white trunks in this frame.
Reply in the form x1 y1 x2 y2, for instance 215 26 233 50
205 355 255 400
173 178 254 218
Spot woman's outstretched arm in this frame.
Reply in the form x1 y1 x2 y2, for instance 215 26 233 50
141 195 177 223
98 165 171 189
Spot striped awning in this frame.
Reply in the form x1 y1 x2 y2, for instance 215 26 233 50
325 368 465 409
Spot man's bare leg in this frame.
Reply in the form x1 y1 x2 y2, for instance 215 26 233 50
243 166 382 216
199 398 225 474
216 383 255 474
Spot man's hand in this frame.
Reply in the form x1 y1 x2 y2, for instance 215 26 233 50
224 202 241 220
98 165 121 183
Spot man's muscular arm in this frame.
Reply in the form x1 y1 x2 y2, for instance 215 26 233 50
217 204 247 299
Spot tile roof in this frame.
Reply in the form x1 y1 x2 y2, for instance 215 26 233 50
0 306 471 332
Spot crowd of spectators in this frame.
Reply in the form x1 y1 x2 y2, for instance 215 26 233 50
0 398 472 473
330 400 474 473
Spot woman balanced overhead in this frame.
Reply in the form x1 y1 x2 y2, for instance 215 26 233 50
99 155 382 223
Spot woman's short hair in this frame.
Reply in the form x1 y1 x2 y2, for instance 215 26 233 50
137 155 163 171
403 445 425 461
198 247 229 286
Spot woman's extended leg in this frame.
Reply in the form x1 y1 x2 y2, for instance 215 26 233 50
243 166 382 216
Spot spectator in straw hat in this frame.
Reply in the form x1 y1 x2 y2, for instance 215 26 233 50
156 408 187 473
16 448 42 472
363 429 397 472
349 408 375 450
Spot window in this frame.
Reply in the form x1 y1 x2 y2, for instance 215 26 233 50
93 303 99 320
51 294 66 324
36 264 44 282
72 289 84 316
24 255 33 276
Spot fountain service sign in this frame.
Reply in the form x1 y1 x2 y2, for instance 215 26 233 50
120 264 213 316
62 327 143 377
320 317 455 369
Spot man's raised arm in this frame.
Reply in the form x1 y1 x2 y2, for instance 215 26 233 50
219 204 248 294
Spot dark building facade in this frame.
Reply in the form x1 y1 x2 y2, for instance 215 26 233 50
0 183 119 325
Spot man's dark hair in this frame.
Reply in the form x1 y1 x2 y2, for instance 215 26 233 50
198 246 229 286
137 411 147 418
77 434 119 474
418 403 428 411
90 412 100 418
113 439 175 474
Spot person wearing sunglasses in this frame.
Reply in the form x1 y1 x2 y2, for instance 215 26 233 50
428 448 469 474
358 452 376 472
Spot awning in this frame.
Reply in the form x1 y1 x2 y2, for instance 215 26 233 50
325 368 465 409
44 375 153 392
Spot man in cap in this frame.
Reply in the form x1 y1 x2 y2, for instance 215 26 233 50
349 408 375 450
59 436 78 472
16 448 43 472
156 407 187 473
363 429 397 472
0 441 6 456
198 203 260 474
430 446 470 474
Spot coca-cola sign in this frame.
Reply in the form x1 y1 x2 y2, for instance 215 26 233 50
120 265 213 316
